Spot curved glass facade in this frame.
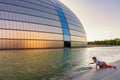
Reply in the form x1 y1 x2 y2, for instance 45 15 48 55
0 0 87 49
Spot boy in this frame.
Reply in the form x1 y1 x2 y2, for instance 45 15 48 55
89 57 116 69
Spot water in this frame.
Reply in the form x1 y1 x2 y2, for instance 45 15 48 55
0 47 120 80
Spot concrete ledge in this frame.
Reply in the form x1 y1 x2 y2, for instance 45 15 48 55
63 60 120 80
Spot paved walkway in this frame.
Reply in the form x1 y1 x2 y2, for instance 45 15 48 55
63 60 120 80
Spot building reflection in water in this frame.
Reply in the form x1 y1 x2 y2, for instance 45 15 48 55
63 48 71 72
0 49 64 80
0 48 86 80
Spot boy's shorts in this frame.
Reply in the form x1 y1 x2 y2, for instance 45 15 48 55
102 61 112 68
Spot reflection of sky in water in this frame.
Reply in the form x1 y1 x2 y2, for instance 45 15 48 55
0 47 120 80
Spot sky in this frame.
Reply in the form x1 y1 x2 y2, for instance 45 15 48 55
60 0 120 41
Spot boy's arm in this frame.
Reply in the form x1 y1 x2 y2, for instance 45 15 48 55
96 64 99 70
89 62 95 64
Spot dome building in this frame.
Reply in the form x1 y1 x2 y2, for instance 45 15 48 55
0 0 87 49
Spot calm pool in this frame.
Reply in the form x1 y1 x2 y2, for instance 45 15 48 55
0 47 120 80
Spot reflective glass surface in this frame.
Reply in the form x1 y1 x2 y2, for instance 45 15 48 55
0 39 64 49
0 29 63 40
0 0 87 49
70 30 86 37
61 22 68 29
51 0 71 41
71 36 87 42
64 35 70 41
63 29 70 35
0 20 62 34
71 41 87 47
0 11 61 27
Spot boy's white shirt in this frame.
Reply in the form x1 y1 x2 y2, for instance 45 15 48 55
96 60 103 66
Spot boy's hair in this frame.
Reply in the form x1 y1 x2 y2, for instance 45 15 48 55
92 57 97 60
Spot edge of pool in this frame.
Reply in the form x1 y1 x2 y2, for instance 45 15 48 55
62 60 120 80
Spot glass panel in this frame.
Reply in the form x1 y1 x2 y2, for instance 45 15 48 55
59 17 67 23
71 41 87 47
0 29 63 40
0 39 64 49
0 29 3 38
0 39 3 48
0 20 62 33
67 19 81 27
51 0 71 42
64 35 70 41
63 29 70 35
55 7 63 12
69 24 83 32
65 14 80 24
61 22 68 29
0 0 55 10
70 30 86 37
71 36 87 42
57 11 65 17
24 0 52 5
0 11 61 27
50 0 57 3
